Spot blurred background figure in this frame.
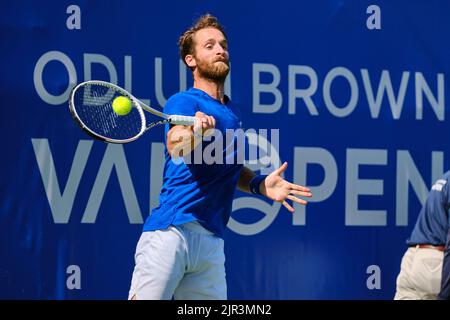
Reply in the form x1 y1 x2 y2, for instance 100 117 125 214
394 172 449 300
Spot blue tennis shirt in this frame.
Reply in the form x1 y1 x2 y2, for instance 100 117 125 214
407 171 450 246
408 171 450 300
143 88 243 238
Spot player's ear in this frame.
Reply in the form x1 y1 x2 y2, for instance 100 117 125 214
185 54 196 68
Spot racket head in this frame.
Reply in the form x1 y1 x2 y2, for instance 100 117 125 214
69 80 146 143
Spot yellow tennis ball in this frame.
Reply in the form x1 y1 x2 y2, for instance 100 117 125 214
112 96 132 116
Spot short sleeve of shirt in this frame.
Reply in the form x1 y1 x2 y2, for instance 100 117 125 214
436 172 450 226
164 92 199 117
427 185 447 218
163 92 199 140
443 174 450 240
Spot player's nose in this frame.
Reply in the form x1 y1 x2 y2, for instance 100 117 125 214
215 43 226 55
215 50 228 62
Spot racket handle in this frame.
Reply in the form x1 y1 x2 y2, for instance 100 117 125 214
169 115 197 126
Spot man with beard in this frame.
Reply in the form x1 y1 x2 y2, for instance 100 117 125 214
128 14 312 300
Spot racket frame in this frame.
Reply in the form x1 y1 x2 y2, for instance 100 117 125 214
69 80 180 144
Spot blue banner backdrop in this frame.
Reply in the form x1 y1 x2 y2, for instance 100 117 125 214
1 0 449 299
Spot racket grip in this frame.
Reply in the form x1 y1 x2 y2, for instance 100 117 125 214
169 115 197 126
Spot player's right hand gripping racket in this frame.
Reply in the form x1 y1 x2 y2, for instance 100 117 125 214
69 80 196 144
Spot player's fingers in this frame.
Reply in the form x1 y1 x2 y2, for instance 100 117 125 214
273 162 288 176
289 189 312 198
195 111 208 123
205 115 214 128
210 116 216 128
290 183 310 192
202 120 211 130
287 195 308 206
282 200 295 213
192 119 203 132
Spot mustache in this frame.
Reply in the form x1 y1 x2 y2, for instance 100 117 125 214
214 56 229 64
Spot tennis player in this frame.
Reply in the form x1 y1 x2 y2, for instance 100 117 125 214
128 14 312 300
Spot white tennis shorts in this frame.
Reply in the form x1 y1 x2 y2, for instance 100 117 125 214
128 221 226 300
394 246 443 300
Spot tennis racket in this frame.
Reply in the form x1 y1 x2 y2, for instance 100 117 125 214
69 80 196 144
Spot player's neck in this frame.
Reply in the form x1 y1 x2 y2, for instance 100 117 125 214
194 79 226 104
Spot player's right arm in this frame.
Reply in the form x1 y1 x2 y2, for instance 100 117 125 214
167 111 215 158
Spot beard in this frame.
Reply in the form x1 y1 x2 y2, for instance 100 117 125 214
195 56 230 82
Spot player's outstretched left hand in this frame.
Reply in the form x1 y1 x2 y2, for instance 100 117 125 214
262 162 312 212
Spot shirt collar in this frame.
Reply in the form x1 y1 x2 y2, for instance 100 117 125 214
189 87 230 105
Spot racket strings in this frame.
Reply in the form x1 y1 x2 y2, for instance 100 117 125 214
73 83 144 140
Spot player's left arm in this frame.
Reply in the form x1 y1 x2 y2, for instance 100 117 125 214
237 162 312 212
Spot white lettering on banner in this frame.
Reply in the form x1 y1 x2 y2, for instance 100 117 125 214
293 147 338 225
30 51 449 234
179 59 187 92
84 53 118 84
361 70 409 119
292 148 442 228
253 64 445 120
32 138 92 223
416 72 445 120
34 51 77 105
124 55 150 106
82 144 143 224
395 151 444 226
345 149 387 226
33 51 232 108
323 67 359 117
252 63 282 113
155 57 171 107
33 51 444 120
32 139 143 224
32 138 444 233
288 65 319 115
124 56 132 92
